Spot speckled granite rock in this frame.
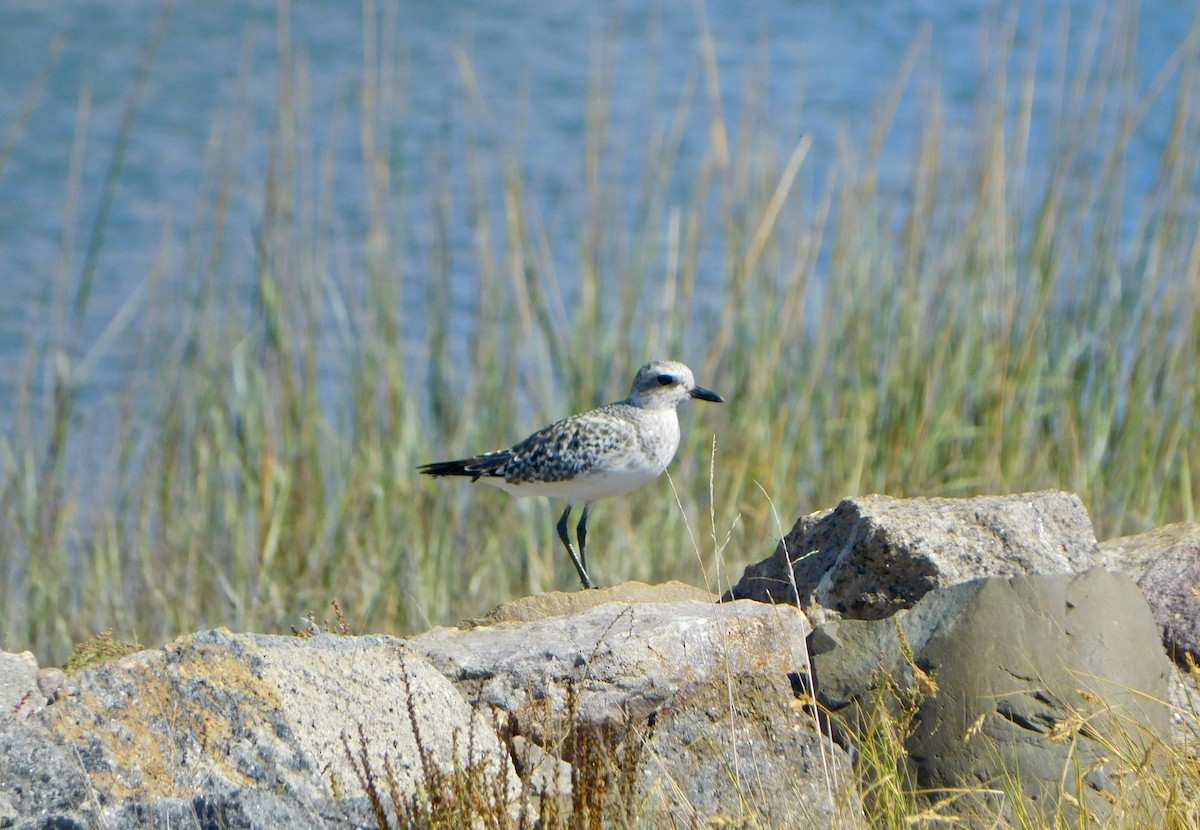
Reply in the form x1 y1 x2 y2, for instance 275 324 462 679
726 490 1103 618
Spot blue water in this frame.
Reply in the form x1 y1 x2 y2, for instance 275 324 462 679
0 0 1195 426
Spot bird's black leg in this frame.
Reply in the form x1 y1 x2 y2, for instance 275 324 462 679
577 503 592 580
557 504 594 590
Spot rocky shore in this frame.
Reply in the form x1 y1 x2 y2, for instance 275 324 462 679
2 490 1198 828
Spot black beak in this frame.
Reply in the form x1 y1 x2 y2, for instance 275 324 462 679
689 385 724 403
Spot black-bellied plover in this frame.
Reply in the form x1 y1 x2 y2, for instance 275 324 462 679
419 360 724 589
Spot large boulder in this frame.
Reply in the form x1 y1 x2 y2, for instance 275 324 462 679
5 629 517 829
725 491 1103 618
407 591 854 825
807 569 1173 826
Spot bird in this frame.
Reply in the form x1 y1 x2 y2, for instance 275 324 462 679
418 359 724 589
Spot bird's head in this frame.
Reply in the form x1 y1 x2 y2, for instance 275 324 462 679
627 360 724 409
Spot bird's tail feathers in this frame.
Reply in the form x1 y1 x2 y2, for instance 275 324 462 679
418 451 511 481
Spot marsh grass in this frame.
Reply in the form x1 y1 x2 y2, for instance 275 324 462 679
339 674 649 830
2 0 1200 679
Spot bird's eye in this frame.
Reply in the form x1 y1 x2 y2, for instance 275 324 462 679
656 374 674 386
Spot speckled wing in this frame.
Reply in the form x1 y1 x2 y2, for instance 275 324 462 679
417 405 638 484
501 408 637 484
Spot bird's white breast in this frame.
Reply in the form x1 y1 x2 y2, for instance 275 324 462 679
637 407 682 470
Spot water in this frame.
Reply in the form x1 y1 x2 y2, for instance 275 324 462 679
0 0 1195 435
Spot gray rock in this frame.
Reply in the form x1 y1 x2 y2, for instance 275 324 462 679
809 569 1173 825
0 651 41 719
407 598 812 733
1101 521 1200 580
639 672 859 829
32 629 518 824
1138 543 1200 666
2 601 848 828
726 491 1102 618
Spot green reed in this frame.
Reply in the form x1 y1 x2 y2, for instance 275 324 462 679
1 1 1199 670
